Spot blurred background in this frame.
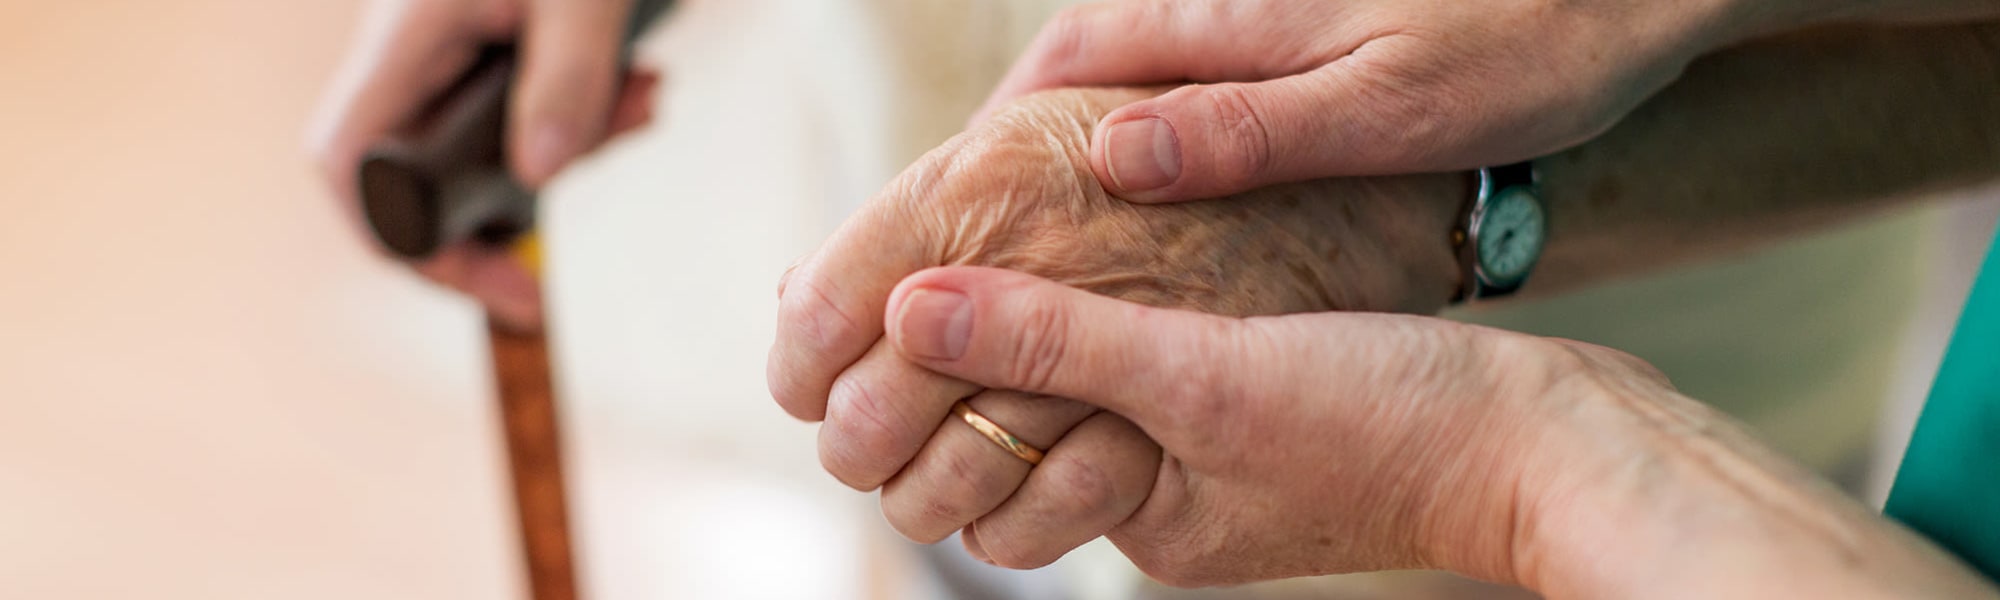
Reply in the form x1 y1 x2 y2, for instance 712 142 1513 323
0 1 1994 599
0 1 1082 598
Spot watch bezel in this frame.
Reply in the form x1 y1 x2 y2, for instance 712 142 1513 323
1465 167 1545 298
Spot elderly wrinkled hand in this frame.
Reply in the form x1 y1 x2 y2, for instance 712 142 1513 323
877 266 2000 598
767 87 1462 565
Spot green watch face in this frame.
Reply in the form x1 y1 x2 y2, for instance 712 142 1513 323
1475 186 1546 287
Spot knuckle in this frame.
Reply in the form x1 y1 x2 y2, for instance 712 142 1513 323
914 450 1016 539
776 276 861 359
765 354 822 422
975 516 1069 570
970 461 1120 570
1196 85 1276 188
884 494 960 544
819 378 904 490
768 277 861 417
1347 61 1460 170
1044 459 1121 524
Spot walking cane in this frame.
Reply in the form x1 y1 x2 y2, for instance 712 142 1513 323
350 3 672 598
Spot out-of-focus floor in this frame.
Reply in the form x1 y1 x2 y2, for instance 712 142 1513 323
0 1 876 598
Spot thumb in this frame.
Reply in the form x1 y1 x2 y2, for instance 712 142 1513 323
884 266 1242 433
1091 63 1429 203
509 0 635 186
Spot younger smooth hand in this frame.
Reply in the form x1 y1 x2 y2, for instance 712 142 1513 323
877 266 2000 599
978 0 1787 203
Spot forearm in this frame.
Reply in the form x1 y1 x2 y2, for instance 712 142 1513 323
1502 342 2000 599
1526 22 2000 295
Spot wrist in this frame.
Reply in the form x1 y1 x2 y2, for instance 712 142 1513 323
1498 343 1961 599
1400 331 1779 594
1399 330 1614 587
1397 329 1863 595
1398 172 1482 313
1281 173 1468 315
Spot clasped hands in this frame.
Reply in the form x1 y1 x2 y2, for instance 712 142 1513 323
773 87 1609 586
767 83 1988 595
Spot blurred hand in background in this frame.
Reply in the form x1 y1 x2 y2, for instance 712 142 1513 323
307 0 660 328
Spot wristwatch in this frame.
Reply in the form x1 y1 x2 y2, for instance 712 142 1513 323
1451 162 1546 303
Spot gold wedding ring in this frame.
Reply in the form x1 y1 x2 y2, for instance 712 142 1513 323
952 401 1046 466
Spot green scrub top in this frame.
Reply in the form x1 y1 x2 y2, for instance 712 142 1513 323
1886 226 2000 581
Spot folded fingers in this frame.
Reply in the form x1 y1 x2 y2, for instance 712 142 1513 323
963 411 1160 569
879 391 1096 543
818 341 980 490
769 205 942 423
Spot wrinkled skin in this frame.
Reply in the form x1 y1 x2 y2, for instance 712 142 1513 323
815 88 1461 319
769 87 1463 565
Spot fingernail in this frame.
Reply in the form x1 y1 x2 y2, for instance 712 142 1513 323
522 122 576 183
896 288 972 361
1103 117 1181 193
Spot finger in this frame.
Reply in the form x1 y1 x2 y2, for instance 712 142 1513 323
880 391 1097 543
510 0 635 185
308 0 489 202
965 411 1160 569
768 203 943 422
604 68 661 137
774 253 808 300
818 341 981 491
412 242 545 330
884 266 1241 437
1088 48 1447 202
972 0 1348 123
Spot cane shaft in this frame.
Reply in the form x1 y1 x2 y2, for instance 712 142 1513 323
487 319 578 600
